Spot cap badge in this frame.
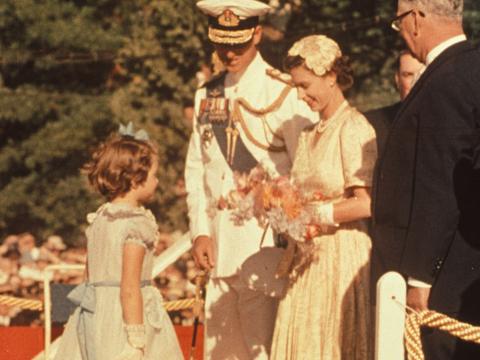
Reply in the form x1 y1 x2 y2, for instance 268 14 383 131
218 10 240 27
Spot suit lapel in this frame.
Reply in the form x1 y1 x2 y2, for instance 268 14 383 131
392 41 473 126
374 41 474 207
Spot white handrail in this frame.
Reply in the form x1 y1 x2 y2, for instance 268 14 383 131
152 232 192 277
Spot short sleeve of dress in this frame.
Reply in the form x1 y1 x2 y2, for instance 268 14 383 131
121 214 158 250
339 111 378 189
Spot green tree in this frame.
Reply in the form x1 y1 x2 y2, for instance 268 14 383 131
110 0 208 232
0 0 479 244
0 0 207 244
0 0 130 243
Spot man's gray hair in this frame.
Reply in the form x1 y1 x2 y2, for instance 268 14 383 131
399 0 463 20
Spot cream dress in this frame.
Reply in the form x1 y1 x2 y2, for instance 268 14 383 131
270 102 377 359
54 202 183 360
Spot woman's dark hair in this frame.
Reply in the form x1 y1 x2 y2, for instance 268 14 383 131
284 54 354 91
284 55 305 73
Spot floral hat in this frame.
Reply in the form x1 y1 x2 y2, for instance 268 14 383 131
288 35 342 77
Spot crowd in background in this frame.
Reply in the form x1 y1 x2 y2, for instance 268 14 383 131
0 230 197 327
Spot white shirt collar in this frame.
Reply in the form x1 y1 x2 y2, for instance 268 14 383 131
425 34 467 66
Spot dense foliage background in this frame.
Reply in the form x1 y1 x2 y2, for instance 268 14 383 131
0 0 479 245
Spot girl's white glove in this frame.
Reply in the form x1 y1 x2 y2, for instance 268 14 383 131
124 324 146 350
115 324 146 360
115 345 143 360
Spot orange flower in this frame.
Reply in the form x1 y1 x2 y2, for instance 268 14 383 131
305 224 320 240
252 185 266 215
227 190 243 208
260 183 275 210
311 191 327 201
281 194 303 220
269 186 284 209
217 196 228 210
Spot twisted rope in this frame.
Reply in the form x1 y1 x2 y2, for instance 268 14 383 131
0 294 199 312
0 295 43 311
163 298 198 312
405 310 480 360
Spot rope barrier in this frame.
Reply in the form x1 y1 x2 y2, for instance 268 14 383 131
7 288 480 360
405 310 480 360
0 295 43 311
389 296 480 360
164 298 199 312
0 294 200 313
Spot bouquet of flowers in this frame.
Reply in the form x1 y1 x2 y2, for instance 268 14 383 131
215 165 326 242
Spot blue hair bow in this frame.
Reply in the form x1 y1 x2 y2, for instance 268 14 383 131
118 121 150 141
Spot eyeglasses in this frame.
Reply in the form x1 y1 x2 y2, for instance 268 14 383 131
391 9 425 31
391 9 413 31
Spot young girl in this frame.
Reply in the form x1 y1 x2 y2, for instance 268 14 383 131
54 133 183 359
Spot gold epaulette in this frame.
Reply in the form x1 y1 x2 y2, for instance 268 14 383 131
266 68 294 87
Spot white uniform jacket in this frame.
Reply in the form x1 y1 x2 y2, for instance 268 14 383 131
185 53 317 278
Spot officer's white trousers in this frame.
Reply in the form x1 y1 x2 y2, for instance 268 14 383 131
203 275 278 360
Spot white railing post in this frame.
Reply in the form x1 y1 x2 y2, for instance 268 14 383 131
375 271 407 360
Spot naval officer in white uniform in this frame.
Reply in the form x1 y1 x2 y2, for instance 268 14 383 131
185 1 317 358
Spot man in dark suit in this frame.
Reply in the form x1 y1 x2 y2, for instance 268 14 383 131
372 0 480 359
366 50 425 154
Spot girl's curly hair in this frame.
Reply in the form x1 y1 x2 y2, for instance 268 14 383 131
83 134 157 201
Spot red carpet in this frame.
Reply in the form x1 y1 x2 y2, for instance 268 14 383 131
0 325 203 360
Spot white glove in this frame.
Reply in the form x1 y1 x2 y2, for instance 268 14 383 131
310 203 338 227
115 344 144 360
115 323 146 360
124 324 146 350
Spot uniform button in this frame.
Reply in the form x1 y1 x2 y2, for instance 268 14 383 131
471 265 476 271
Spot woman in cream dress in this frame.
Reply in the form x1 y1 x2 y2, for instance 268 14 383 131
270 35 377 359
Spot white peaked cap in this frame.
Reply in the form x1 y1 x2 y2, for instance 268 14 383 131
197 0 272 19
